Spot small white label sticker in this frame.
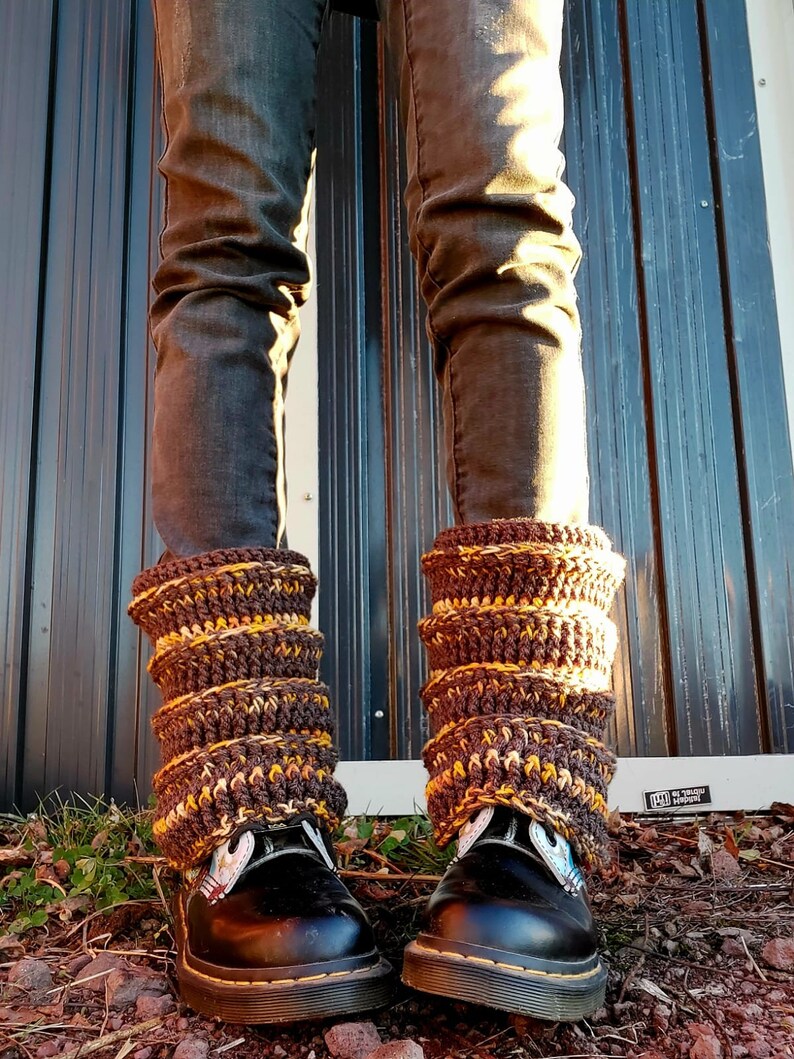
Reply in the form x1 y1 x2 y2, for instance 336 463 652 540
643 785 712 811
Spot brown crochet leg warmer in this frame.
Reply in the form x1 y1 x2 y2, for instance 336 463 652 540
419 519 626 869
128 548 347 870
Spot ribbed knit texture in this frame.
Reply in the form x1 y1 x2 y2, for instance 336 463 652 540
128 548 347 870
419 519 626 869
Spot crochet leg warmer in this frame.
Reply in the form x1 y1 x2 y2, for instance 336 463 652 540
419 519 626 868
128 548 347 870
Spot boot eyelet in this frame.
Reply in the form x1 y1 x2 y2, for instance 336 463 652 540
543 824 559 847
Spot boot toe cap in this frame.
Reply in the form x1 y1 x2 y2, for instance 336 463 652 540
423 847 599 965
426 891 598 964
185 865 377 970
190 896 375 969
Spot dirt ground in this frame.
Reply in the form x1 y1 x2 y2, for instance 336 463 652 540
1 807 793 1059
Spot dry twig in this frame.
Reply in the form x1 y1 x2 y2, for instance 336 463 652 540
340 868 442 883
741 934 769 981
57 1015 166 1059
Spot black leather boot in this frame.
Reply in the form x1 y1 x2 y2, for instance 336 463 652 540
403 807 606 1021
174 814 392 1023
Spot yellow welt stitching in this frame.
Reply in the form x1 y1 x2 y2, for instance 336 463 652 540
413 942 601 981
181 959 381 988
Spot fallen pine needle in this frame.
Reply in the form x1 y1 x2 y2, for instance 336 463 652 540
363 848 408 874
741 934 769 981
340 869 442 883
151 864 173 923
58 1016 166 1059
124 857 440 883
214 1037 246 1054
627 944 738 978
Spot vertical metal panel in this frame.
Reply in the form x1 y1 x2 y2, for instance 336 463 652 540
0 0 56 806
316 14 391 760
108 0 165 804
22 0 136 801
376 41 454 760
700 0 794 753
563 0 674 758
620 0 763 755
319 20 455 762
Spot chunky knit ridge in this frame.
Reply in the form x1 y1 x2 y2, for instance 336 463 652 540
129 548 347 870
419 519 625 869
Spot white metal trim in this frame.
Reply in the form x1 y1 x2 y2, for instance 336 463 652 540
746 0 794 452
337 755 794 816
285 201 319 625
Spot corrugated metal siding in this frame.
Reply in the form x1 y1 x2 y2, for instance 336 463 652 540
315 15 454 763
377 68 456 763
315 0 794 761
562 0 672 758
0 1 56 803
109 0 164 804
619 0 762 755
0 0 165 807
700 0 794 755
24 0 136 802
0 0 792 809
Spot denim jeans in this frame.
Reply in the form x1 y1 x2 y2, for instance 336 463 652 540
150 0 589 558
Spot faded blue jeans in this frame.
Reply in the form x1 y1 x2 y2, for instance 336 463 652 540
150 0 588 557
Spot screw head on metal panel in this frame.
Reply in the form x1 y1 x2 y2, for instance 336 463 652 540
303 492 313 501
700 200 709 208
374 710 385 719
757 78 766 86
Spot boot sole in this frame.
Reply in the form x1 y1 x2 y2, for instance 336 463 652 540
403 935 607 1022
174 892 393 1023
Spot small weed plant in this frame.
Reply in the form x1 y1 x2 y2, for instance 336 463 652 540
0 793 160 935
339 814 456 876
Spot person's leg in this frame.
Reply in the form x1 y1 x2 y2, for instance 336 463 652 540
129 0 390 1022
150 0 322 556
381 0 625 1019
381 0 589 526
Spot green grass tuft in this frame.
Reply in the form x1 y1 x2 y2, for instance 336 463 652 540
0 795 449 938
0 793 160 935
